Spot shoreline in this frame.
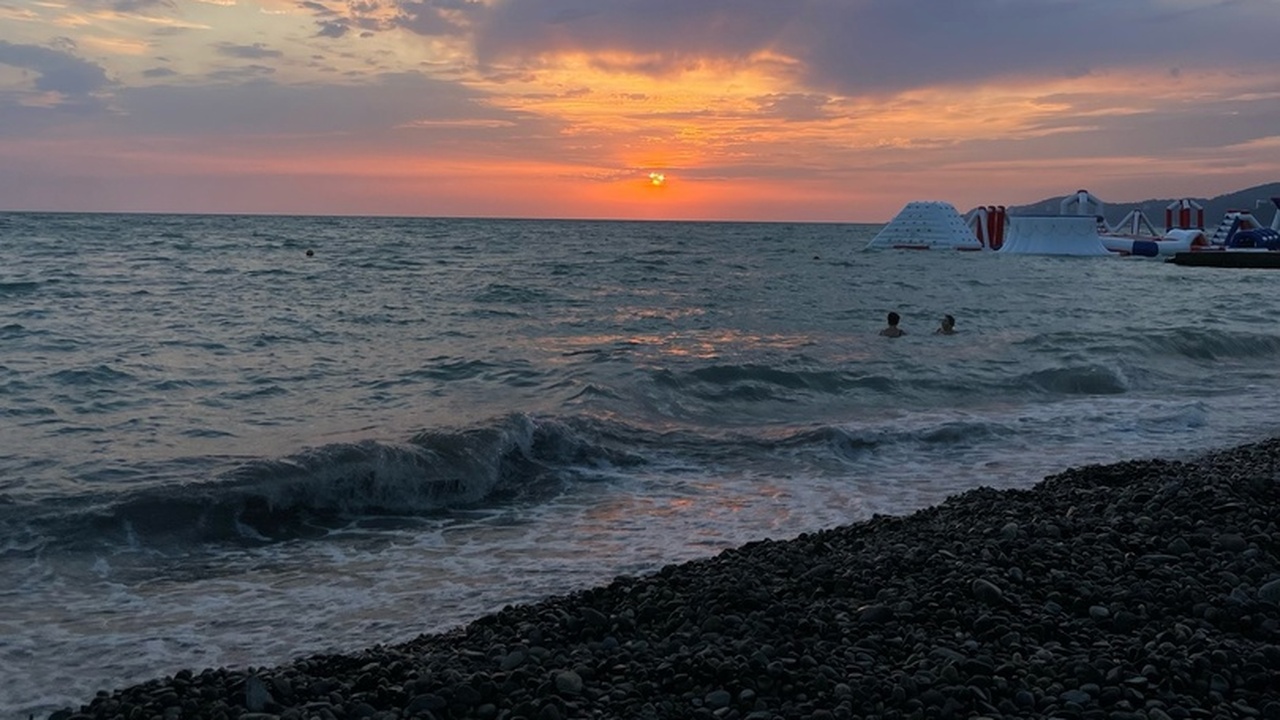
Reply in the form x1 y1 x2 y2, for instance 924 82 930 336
55 438 1280 720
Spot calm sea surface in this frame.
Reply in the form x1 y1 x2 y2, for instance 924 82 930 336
3 213 1279 715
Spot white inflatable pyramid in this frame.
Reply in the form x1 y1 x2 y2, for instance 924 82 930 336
866 201 982 250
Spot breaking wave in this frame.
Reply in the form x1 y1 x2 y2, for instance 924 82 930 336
1 414 646 553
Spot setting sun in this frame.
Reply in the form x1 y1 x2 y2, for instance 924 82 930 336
649 172 666 187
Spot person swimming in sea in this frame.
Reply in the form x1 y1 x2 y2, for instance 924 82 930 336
935 314 956 335
880 311 905 337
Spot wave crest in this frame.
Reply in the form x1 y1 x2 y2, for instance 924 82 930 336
1019 365 1129 395
6 414 646 552
1142 328 1280 361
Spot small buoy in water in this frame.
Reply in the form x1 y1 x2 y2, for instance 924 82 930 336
305 249 314 257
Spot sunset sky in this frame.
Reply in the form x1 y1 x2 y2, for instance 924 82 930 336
2 0 1278 221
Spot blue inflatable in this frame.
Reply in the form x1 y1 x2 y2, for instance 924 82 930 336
1130 240 1160 257
1226 227 1280 250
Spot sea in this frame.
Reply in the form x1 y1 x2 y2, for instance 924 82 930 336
3 212 1279 716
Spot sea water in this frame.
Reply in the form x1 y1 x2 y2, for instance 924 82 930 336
3 212 1279 716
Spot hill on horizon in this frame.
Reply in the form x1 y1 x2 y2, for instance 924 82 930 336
993 182 1280 230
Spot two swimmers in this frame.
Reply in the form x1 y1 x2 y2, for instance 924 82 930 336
879 312 956 337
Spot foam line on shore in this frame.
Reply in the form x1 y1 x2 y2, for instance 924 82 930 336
55 438 1280 720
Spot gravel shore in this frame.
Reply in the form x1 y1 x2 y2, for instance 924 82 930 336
54 438 1280 720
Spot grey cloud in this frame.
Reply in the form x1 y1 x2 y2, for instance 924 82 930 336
298 0 483 37
1022 92 1280 157
546 6 596 24
0 40 111 95
143 67 178 78
49 36 79 53
317 20 350 38
65 0 174 13
432 0 482 10
392 0 484 37
300 1 338 16
207 65 277 82
294 0 487 41
216 43 284 60
111 0 173 10
474 0 793 71
107 71 526 137
303 1 389 37
471 0 1280 95
0 40 112 131
351 16 386 33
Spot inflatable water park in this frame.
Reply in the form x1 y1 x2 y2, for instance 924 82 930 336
868 190 1280 265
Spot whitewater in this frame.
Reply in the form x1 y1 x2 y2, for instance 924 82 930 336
2 212 1278 716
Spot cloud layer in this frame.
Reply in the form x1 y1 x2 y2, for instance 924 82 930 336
0 0 1277 219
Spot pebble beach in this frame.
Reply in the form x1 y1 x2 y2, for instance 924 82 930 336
53 437 1280 720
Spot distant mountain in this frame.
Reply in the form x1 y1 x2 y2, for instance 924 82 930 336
995 182 1280 230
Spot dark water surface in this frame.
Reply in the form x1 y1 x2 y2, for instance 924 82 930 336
2 212 1277 715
